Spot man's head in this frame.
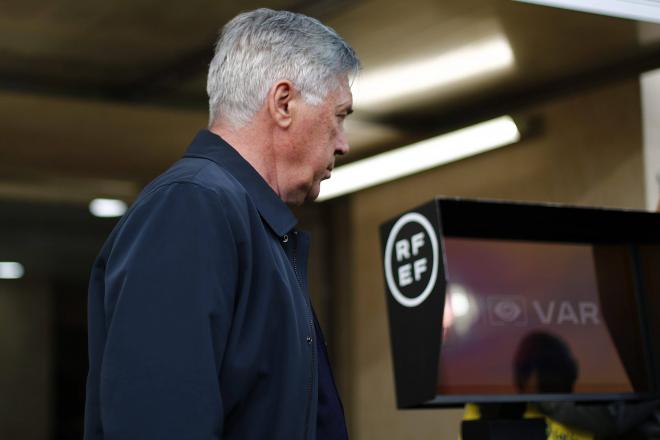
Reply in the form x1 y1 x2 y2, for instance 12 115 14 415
207 8 359 128
513 331 578 394
207 9 360 204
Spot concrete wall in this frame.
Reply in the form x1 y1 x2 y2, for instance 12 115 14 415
331 78 644 439
0 280 52 440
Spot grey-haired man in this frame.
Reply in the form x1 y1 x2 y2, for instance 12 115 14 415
85 8 359 440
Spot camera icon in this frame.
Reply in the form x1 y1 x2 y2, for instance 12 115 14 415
487 295 528 326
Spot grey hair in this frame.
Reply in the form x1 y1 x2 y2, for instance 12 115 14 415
207 8 360 128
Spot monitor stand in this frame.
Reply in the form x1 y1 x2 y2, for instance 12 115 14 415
461 419 546 440
461 403 547 440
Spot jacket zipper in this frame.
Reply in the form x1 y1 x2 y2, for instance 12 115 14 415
292 235 316 439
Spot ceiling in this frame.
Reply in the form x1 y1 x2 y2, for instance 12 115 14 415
1 0 660 277
2 1 659 188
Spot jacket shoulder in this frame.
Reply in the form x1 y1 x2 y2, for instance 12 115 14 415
99 158 253 261
141 157 248 203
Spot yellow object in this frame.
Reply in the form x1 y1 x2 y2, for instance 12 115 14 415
460 403 593 440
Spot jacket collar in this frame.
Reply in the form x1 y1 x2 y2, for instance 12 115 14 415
183 129 298 237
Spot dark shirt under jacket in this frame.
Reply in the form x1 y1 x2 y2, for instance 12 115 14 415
314 314 349 440
84 130 346 440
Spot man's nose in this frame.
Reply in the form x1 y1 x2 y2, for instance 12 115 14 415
335 136 350 156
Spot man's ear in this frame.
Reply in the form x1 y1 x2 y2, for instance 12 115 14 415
268 80 294 129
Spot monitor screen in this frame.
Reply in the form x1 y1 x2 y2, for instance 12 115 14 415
436 237 648 398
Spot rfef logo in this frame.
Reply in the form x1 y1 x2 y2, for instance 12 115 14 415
384 212 439 308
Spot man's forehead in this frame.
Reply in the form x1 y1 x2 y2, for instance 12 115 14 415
334 80 353 108
335 93 352 109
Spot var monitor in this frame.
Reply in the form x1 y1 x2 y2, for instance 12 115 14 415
380 198 660 408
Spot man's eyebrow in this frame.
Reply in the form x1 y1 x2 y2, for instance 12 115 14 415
336 103 353 115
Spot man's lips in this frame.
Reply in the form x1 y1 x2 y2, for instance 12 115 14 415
323 165 334 179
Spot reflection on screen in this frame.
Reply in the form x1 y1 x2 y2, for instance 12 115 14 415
437 237 636 396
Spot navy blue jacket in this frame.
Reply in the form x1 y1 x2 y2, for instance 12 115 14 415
84 130 332 439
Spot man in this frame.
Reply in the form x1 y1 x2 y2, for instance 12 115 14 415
84 8 359 440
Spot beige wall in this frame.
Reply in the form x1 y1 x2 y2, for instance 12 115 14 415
330 78 644 439
0 280 53 440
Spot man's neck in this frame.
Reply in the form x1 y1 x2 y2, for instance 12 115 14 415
208 122 281 197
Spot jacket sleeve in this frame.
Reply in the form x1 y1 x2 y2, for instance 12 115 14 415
99 182 239 440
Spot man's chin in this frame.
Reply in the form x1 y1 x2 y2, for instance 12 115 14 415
304 182 322 203
304 188 321 203
283 182 321 206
